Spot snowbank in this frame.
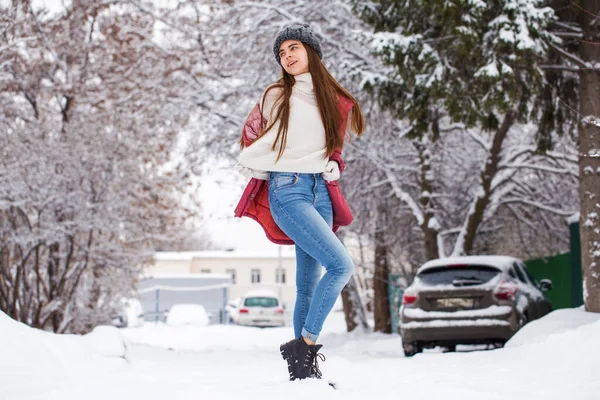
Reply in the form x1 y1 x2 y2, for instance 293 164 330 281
165 303 210 327
1 308 599 400
506 307 600 348
84 325 129 359
0 311 129 368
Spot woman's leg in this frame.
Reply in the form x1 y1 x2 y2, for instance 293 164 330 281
293 245 322 339
269 173 354 343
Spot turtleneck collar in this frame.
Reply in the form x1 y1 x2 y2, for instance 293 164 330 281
293 72 314 96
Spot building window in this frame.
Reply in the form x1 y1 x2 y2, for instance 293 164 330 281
226 269 236 284
200 268 211 274
251 269 261 284
276 268 286 284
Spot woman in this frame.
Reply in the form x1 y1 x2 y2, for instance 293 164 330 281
234 23 365 381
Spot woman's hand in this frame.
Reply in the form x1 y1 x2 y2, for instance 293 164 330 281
322 160 340 182
234 163 270 180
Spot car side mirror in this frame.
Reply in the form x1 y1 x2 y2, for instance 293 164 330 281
539 279 553 292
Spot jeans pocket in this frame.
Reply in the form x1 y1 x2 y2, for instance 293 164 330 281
272 174 298 192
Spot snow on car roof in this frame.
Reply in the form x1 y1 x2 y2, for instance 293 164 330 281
417 255 519 274
242 290 279 298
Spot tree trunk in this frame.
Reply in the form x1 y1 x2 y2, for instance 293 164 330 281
48 242 62 332
341 276 369 332
416 139 440 260
453 109 517 255
373 203 391 333
579 0 600 313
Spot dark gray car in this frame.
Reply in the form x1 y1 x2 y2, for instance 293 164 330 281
399 255 552 356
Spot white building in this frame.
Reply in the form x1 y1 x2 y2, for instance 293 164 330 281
147 249 298 308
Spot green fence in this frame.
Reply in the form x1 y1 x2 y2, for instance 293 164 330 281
525 253 572 309
524 220 583 309
569 220 584 307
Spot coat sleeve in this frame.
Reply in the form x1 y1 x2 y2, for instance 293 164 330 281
241 102 267 148
329 149 345 174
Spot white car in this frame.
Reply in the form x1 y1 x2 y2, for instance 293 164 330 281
165 304 211 327
230 291 285 327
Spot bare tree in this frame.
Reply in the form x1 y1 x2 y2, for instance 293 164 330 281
0 1 209 332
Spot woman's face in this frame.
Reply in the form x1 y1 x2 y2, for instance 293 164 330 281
278 40 309 76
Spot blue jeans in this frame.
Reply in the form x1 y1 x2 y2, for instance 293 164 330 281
268 172 354 342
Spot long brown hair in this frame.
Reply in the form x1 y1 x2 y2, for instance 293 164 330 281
240 44 365 161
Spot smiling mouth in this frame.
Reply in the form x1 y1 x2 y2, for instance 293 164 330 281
287 60 297 67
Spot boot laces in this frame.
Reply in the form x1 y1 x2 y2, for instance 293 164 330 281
308 352 325 379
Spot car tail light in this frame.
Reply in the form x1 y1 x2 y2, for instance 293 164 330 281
275 308 284 314
402 292 417 304
239 308 249 314
494 281 518 301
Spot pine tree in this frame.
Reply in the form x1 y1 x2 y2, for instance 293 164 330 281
354 0 573 256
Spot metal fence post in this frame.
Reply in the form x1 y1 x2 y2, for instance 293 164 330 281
155 288 160 324
222 286 228 325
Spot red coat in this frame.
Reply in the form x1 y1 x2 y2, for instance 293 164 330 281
234 95 354 245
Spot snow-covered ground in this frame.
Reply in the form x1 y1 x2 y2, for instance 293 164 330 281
1 308 599 400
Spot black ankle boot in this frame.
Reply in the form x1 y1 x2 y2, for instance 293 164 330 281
280 337 325 381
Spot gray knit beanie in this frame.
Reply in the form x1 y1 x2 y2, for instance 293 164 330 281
272 23 323 64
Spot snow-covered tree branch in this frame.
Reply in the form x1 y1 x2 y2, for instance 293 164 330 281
0 1 212 333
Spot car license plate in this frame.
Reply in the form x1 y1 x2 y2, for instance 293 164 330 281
436 298 474 308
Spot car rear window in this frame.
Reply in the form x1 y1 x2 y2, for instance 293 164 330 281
244 297 278 307
417 265 501 286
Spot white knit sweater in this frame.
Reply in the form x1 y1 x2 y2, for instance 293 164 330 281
237 73 330 173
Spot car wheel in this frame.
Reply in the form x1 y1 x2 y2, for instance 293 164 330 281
518 312 529 329
444 345 456 353
403 342 422 357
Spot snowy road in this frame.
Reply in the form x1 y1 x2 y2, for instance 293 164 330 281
1 310 599 400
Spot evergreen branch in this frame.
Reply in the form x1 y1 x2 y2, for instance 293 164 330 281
553 21 583 33
548 41 590 68
539 64 583 71
547 31 582 39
